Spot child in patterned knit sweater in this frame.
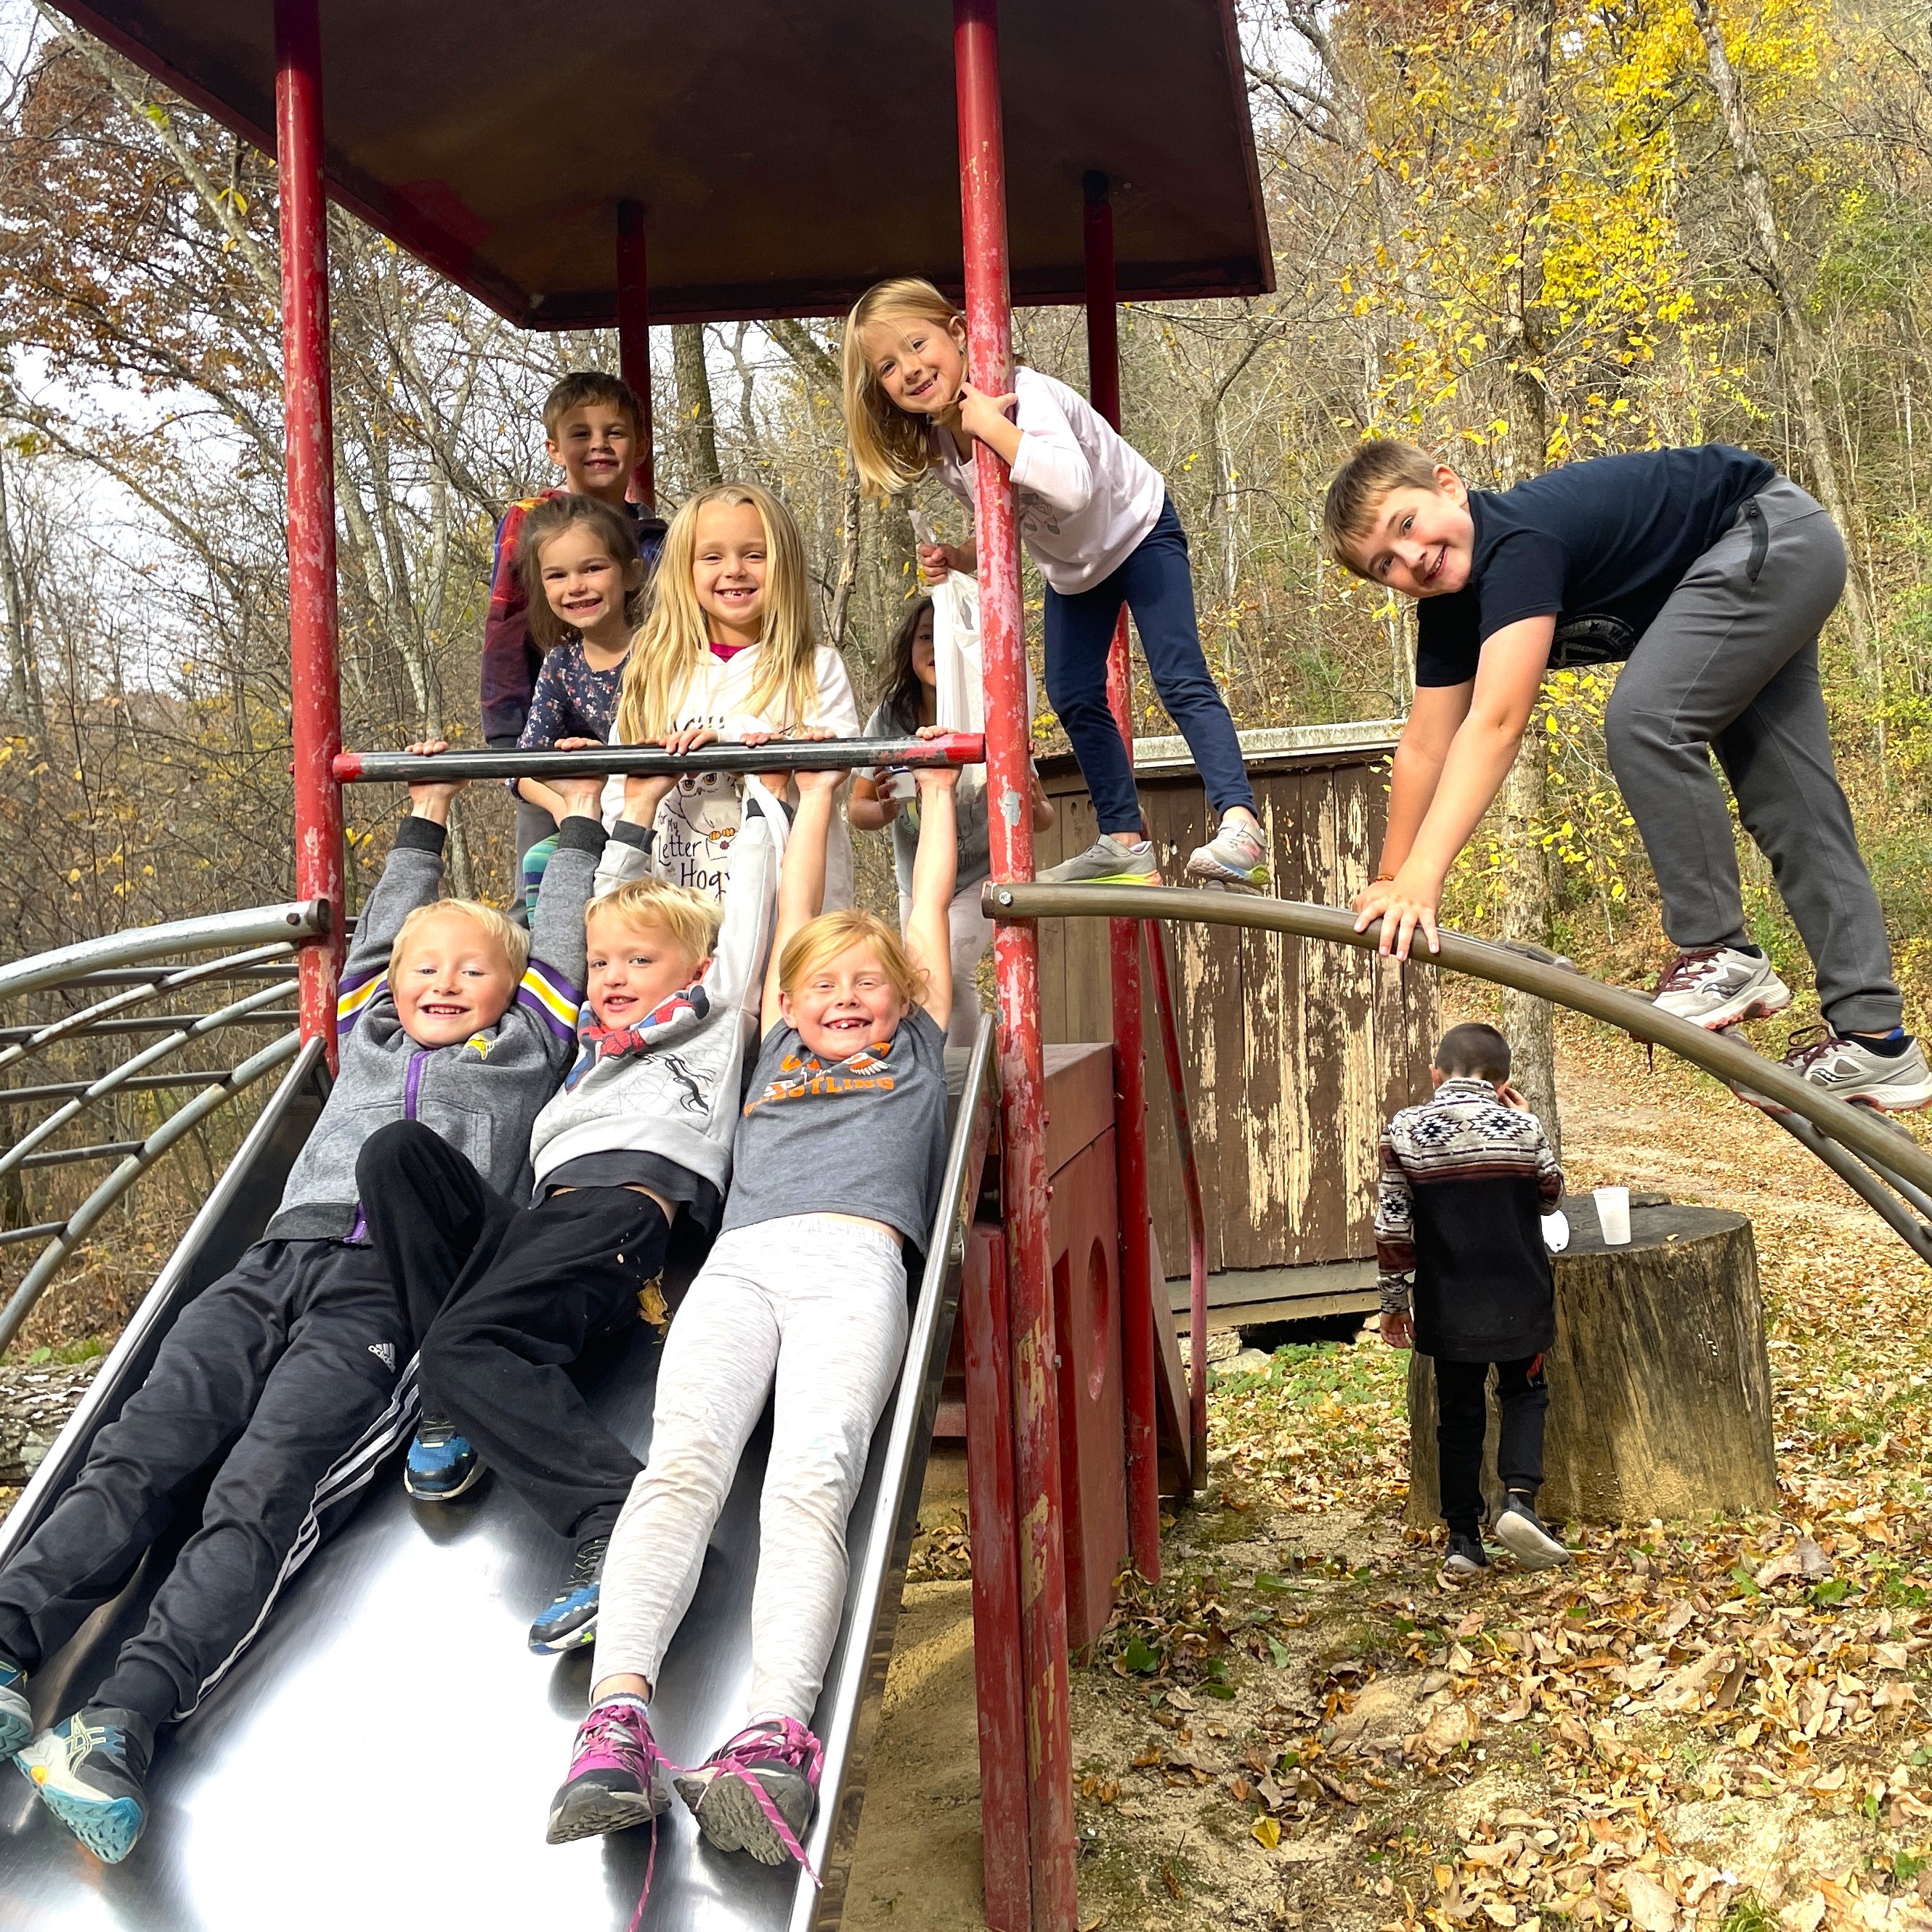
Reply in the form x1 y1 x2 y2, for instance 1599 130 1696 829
1375 1022 1575 1583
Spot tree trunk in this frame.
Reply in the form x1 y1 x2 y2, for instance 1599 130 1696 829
0 452 45 736
1688 0 1876 686
672 322 721 490
1497 0 1561 1153
1405 1198 1775 1527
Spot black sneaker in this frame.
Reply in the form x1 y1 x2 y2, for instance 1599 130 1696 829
1495 1495 1572 1570
1439 1531 1489 1583
529 1535 609 1655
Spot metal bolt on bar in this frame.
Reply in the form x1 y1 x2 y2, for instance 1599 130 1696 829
984 882 1932 1262
332 733 986 786
0 1031 301 1354
0 906 325 1004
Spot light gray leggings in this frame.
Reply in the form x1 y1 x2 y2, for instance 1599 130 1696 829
593 1216 908 1727
1604 476 1901 1034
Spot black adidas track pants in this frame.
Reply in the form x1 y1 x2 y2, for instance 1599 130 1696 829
0 1238 413 1727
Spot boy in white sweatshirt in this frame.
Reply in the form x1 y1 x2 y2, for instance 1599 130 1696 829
354 774 781 1653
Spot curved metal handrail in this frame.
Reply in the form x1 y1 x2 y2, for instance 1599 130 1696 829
985 882 1932 1265
0 943 299 1075
0 1032 302 1352
0 901 325 1003
0 908 328 1349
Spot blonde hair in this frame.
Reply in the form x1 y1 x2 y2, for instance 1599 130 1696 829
614 482 821 743
389 898 529 978
779 910 928 1010
841 277 962 502
587 877 723 966
1320 439 1448 577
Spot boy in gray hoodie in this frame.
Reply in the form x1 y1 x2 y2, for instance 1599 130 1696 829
0 752 607 1864
354 767 780 1655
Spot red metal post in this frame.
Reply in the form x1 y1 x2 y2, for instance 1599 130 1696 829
953 5 1077 1927
963 1225 1033 1932
276 0 344 1064
1084 172 1161 1579
615 200 656 508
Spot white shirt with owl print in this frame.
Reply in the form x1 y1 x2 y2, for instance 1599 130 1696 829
600 641 860 907
928 366 1166 595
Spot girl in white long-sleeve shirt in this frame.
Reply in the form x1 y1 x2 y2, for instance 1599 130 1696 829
609 481 860 905
840 276 1266 891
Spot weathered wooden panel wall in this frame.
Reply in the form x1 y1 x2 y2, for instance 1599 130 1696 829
1034 734 1438 1277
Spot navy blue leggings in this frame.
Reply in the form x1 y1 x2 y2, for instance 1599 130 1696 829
1042 496 1254 833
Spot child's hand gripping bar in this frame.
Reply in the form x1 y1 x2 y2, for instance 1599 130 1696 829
332 733 986 784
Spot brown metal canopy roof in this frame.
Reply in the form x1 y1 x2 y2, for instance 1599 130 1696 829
62 0 1273 327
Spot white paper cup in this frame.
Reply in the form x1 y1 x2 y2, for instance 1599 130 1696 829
1593 1185 1632 1246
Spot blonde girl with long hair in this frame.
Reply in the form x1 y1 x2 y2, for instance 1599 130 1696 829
842 275 1266 893
545 731 962 1885
610 481 859 904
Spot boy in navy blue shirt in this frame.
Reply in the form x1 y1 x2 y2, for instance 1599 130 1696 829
1323 442 1928 1113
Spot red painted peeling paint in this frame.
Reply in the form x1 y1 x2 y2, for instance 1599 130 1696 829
277 0 345 1071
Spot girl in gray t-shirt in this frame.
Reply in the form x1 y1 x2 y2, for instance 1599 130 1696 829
545 731 963 1887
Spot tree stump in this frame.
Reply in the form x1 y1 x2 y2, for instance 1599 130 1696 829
1405 1194 1775 1527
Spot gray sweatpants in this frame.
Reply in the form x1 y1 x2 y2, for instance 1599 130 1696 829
593 1216 908 1726
1604 476 1901 1034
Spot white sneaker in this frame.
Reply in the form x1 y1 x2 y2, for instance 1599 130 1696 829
1748 1028 1932 1114
1653 946 1790 1030
1184 814 1270 893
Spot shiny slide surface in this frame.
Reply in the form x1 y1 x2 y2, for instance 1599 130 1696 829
0 1020 997 1932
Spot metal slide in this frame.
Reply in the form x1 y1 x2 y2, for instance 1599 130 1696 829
0 1019 997 1932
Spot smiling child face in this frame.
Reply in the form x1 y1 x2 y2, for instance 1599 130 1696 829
585 907 709 1028
863 311 969 420
537 524 633 644
391 911 519 1048
691 500 769 644
1347 468 1477 598
780 940 912 1061
546 402 636 504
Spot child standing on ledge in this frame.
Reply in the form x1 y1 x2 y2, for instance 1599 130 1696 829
1376 1022 1574 1584
842 276 1266 892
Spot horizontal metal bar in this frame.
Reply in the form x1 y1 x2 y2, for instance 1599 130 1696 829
983 881 1932 1204
0 1031 300 1353
333 733 985 784
66 963 299 988
0 904 328 1003
0 945 301 1079
0 1010 299 1045
1770 1112 1932 1266
0 1219 65 1249
0 1070 239 1107
17 1140 145 1172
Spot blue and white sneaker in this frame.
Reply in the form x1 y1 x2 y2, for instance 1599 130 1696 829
529 1535 609 1654
17 1705 153 1864
404 1414 482 1501
0 1655 30 1756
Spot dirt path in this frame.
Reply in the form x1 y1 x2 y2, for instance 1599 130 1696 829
843 1011 1932 1932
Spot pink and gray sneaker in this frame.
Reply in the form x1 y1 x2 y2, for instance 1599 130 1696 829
545 1695 672 1846
675 1716 824 1875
